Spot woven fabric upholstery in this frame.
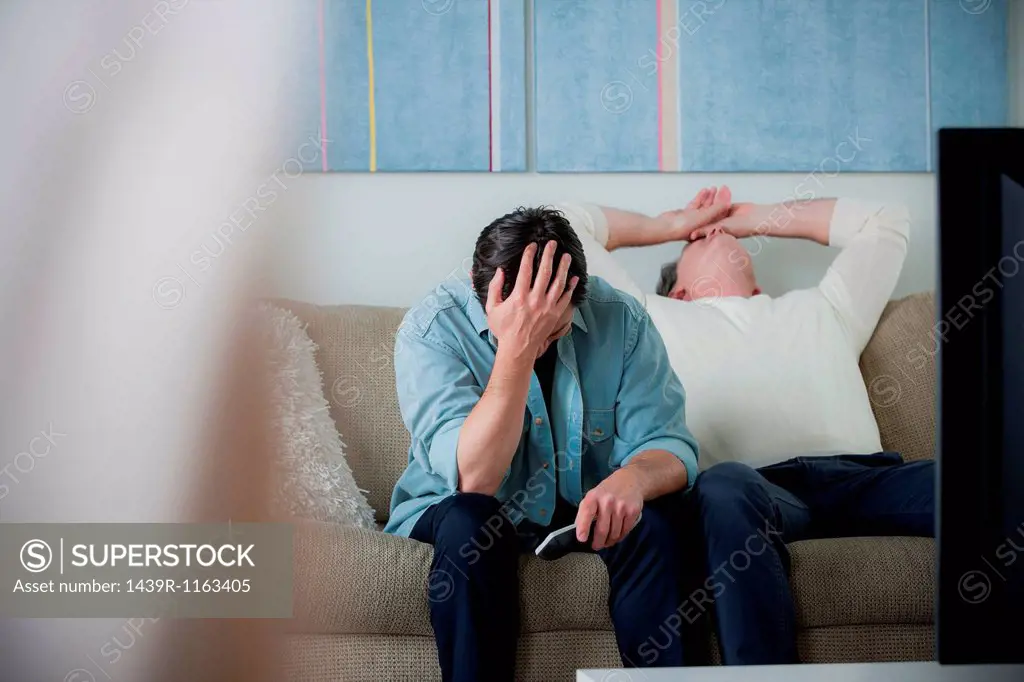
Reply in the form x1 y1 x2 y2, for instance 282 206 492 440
286 634 440 682
789 537 934 627
291 522 433 636
518 551 611 632
292 522 934 636
797 624 934 662
285 631 623 682
275 299 410 521
515 630 622 680
283 626 933 681
859 292 937 462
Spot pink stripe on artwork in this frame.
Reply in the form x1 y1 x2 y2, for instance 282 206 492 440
318 0 329 171
487 0 493 172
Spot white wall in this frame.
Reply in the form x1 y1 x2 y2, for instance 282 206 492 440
270 4 1024 309
270 173 936 307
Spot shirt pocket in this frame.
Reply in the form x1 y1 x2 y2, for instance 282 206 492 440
582 408 615 453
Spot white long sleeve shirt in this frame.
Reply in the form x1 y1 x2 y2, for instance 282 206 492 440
557 200 911 469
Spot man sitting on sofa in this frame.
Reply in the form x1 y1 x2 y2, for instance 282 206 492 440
383 206 715 681
556 188 935 665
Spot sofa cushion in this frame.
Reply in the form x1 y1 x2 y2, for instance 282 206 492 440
789 536 934 627
292 522 934 636
291 521 611 637
859 292 937 462
276 300 410 522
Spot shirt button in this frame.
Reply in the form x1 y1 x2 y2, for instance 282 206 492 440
534 417 543 426
593 428 603 436
539 509 547 516
542 462 549 469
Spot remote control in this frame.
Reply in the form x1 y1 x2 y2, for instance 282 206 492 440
534 512 642 560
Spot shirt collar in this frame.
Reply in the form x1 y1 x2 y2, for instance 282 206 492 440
468 298 589 337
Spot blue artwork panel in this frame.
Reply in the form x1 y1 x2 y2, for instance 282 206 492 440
534 0 659 172
677 0 928 171
499 0 527 172
929 0 1008 170
320 0 526 172
289 0 329 172
323 0 371 171
371 1 489 171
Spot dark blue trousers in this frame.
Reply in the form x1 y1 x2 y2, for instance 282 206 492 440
689 452 935 665
410 491 694 682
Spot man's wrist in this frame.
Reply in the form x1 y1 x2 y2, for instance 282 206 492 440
649 211 694 243
483 345 534 406
494 343 535 375
610 464 645 496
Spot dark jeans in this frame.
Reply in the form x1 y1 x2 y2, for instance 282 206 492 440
689 451 935 665
410 490 695 682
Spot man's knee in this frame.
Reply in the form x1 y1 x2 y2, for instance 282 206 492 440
693 461 762 501
692 462 774 523
433 493 518 565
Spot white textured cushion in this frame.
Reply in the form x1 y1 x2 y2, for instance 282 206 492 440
260 303 376 528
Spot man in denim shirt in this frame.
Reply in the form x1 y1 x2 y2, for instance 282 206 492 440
385 206 715 681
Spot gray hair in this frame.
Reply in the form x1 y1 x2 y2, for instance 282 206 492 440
655 260 678 297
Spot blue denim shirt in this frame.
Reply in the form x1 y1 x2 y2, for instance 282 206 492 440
383 275 699 537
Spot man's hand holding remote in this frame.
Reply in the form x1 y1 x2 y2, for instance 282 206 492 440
574 467 645 551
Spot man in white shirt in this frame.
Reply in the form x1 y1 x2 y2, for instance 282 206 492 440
555 187 934 665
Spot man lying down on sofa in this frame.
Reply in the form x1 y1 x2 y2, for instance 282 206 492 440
383 186 934 680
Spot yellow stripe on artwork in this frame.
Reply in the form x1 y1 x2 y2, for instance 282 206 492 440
366 0 377 172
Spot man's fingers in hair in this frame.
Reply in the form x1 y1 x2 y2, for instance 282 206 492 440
556 276 579 310
514 243 538 296
547 253 571 303
485 267 505 313
533 240 557 296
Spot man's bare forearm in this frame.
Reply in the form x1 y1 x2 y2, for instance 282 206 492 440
615 450 689 500
455 345 533 495
754 198 836 244
600 207 672 251
600 201 732 251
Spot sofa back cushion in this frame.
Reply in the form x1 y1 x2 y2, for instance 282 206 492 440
277 299 409 523
859 292 937 462
280 290 938 522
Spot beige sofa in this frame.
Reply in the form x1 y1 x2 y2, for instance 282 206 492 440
281 292 937 681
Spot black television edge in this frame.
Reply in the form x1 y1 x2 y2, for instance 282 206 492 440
937 128 1024 664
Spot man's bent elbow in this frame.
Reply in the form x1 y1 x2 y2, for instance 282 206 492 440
457 474 502 497
877 203 911 244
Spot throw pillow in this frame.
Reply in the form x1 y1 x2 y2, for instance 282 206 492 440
259 303 376 528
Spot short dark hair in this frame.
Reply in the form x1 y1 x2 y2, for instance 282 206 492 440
656 260 678 297
472 206 589 306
